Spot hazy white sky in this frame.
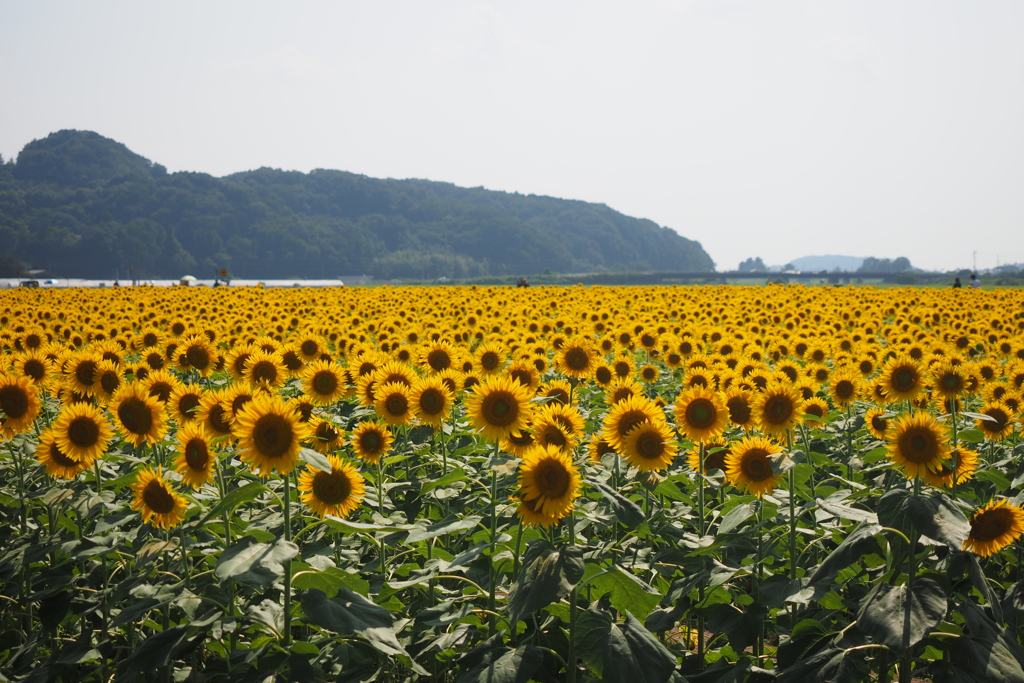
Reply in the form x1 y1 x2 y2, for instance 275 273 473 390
2 1 1023 271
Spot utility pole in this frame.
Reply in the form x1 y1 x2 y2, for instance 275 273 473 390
973 251 977 272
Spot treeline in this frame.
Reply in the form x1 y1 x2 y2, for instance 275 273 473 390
0 130 714 280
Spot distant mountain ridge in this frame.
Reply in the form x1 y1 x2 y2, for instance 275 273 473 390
785 255 865 272
0 130 714 280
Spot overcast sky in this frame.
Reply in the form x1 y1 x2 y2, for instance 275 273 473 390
2 1 1022 271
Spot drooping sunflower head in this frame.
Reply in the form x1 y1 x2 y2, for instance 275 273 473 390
673 386 727 444
35 429 88 480
754 383 804 437
233 393 312 477
962 499 1024 558
516 444 582 527
886 411 951 479
466 374 534 442
410 376 454 428
130 467 188 530
52 401 112 466
111 382 168 447
725 435 783 498
351 420 394 464
601 394 664 452
0 373 42 438
298 455 366 519
621 420 679 472
173 422 216 489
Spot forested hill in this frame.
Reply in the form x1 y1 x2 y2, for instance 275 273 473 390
0 130 714 280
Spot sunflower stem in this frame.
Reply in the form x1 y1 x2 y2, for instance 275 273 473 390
283 470 292 647
951 399 959 499
756 500 764 661
513 520 524 578
697 443 706 668
488 453 499 636
846 405 854 481
567 509 578 683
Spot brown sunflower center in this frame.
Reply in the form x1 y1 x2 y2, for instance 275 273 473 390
898 427 938 463
143 479 176 515
118 397 153 435
68 416 100 447
685 398 717 429
564 348 589 371
359 430 382 453
75 360 97 387
616 410 649 439
480 352 500 371
418 389 444 415
970 508 1014 542
541 425 567 448
99 371 120 395
0 386 29 419
535 461 570 498
939 373 963 392
613 361 631 377
835 381 855 400
612 387 635 403
178 394 201 418
185 439 210 470
49 442 79 468
252 413 294 459
762 394 794 424
427 350 451 371
481 391 518 426
508 430 534 447
312 471 351 505
282 351 304 372
186 345 210 370
805 403 825 418
23 359 45 381
635 430 665 460
891 367 918 393
232 394 253 416
149 381 173 403
871 415 888 433
313 372 339 396
251 361 279 384
208 405 232 434
981 408 1009 433
301 340 319 357
510 369 532 386
595 367 613 384
385 393 409 417
740 448 772 481
704 448 728 472
316 422 339 442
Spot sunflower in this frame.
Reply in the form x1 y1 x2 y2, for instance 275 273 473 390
533 412 574 453
639 364 659 384
725 435 783 498
604 378 644 405
294 333 328 362
976 402 1015 441
91 360 123 403
803 397 830 423
601 394 664 452
130 467 189 530
225 344 257 382
466 374 534 442
501 429 537 457
355 374 379 407
221 383 258 424
686 436 730 474
621 420 679 472
373 381 414 426
298 455 366 519
197 389 234 440
587 436 616 464
52 402 112 465
754 383 804 437
611 356 636 380
419 340 459 373
66 352 102 397
143 368 182 404
475 342 507 375
886 412 951 479
244 349 286 390
880 356 925 402
111 383 168 447
372 360 417 388
506 360 541 391
351 420 394 464
962 499 1024 558
301 360 347 406
307 417 346 454
233 393 312 477
723 387 755 429
35 429 88 479
922 446 979 488
0 373 41 438
173 423 216 489
410 376 454 428
555 337 596 379
930 362 967 399
169 384 204 423
13 350 56 390
673 386 728 444
180 334 215 377
516 444 581 527
593 363 614 387
864 408 890 440
538 379 573 406
828 369 861 408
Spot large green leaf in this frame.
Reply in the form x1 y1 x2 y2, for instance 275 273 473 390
589 565 661 620
300 587 408 657
405 514 483 544
587 477 646 528
707 602 768 654
933 602 1024 683
506 541 584 625
807 522 882 586
455 637 544 683
877 489 969 549
292 567 370 598
215 536 298 586
574 608 676 683
777 647 868 683
193 481 265 529
120 626 190 672
717 503 755 535
855 576 947 653
300 447 333 473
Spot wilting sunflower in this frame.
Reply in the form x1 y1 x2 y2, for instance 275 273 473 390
52 402 113 466
922 446 979 488
351 420 394 464
828 369 861 408
725 435 783 498
880 356 925 402
975 402 1015 441
962 499 1024 558
621 420 679 472
373 381 414 426
111 383 168 447
864 408 890 440
298 455 366 519
410 376 454 428
307 417 346 454
886 412 951 479
466 374 534 442
130 467 189 530
233 393 312 477
673 386 727 443
723 387 756 429
35 429 88 479
516 444 581 527
169 384 204 423
180 334 215 377
0 373 41 438
301 360 347 406
173 423 216 489
601 394 664 452
555 337 596 379
754 383 804 437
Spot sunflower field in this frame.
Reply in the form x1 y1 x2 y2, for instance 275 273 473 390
2 284 1024 683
